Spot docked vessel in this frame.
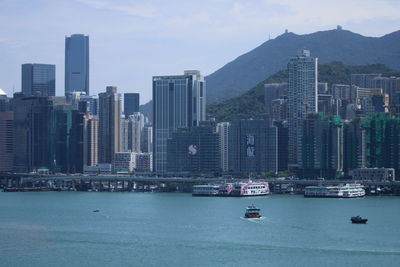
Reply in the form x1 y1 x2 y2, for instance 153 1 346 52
351 216 368 224
304 183 365 198
244 205 262 218
192 185 220 196
218 183 234 196
230 181 270 197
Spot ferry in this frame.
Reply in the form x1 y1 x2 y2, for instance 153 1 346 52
244 205 262 218
218 183 234 196
230 181 270 197
192 184 220 196
304 183 365 198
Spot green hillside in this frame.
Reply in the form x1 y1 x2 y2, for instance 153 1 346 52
207 62 400 122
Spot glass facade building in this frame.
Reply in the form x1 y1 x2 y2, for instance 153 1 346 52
152 70 206 173
65 34 89 95
124 93 140 118
22 63 55 96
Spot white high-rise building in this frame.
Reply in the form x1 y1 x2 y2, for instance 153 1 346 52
121 112 144 153
153 70 206 173
288 50 318 167
216 122 230 172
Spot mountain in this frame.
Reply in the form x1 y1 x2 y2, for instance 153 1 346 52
205 28 400 104
207 62 400 122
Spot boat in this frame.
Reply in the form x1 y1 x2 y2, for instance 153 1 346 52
93 209 100 213
351 216 368 224
230 181 270 197
192 184 220 196
304 183 365 198
217 183 234 196
244 205 262 218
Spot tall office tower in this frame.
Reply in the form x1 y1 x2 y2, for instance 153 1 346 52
12 94 67 172
124 93 140 118
52 106 86 173
216 122 230 172
65 34 89 95
98 86 121 164
152 70 206 173
300 113 343 179
274 121 289 172
141 125 153 153
343 119 364 177
22 63 56 96
0 111 13 172
167 122 220 173
287 50 318 168
121 112 144 153
228 120 277 174
84 114 98 166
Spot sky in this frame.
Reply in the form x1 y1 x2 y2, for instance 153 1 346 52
0 0 399 104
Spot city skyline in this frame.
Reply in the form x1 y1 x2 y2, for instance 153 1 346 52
1 0 400 103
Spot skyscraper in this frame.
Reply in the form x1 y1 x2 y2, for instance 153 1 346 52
0 111 13 172
124 93 140 118
287 50 318 168
98 86 121 164
65 34 89 95
216 122 230 172
228 120 277 174
83 114 98 167
22 63 55 96
153 70 206 173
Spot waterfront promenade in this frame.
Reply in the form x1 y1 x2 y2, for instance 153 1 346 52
1 173 399 194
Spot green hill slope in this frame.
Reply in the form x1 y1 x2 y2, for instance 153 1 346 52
205 29 400 104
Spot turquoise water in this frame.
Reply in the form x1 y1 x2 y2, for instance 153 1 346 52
0 192 399 267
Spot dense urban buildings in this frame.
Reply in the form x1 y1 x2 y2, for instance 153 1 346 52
124 93 140 118
4 36 400 182
299 113 343 179
98 86 121 164
152 70 206 173
65 34 89 96
287 49 318 168
22 63 56 96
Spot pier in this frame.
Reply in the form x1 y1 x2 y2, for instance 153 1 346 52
1 173 400 195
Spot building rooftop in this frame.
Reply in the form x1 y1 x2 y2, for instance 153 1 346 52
0 88 6 95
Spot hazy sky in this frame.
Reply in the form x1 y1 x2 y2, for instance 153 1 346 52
1 0 399 103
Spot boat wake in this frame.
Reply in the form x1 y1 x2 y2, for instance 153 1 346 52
240 216 266 224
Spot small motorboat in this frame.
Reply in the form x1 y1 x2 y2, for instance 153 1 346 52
245 205 262 218
93 209 100 213
351 216 368 224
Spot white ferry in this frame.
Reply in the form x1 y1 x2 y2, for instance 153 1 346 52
230 181 270 197
304 183 365 198
192 185 220 196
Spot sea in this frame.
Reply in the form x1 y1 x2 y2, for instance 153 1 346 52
0 192 399 267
